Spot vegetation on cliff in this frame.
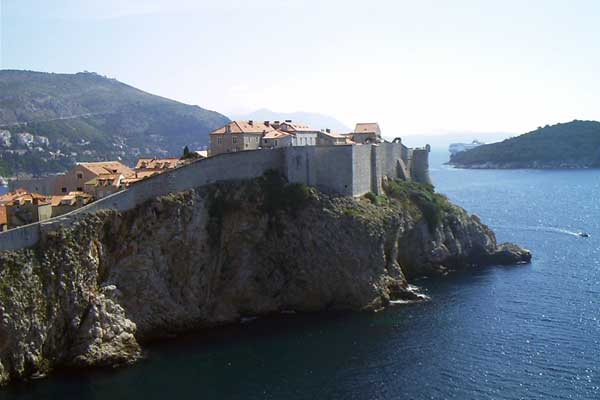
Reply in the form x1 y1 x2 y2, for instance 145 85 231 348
450 120 600 168
0 174 530 385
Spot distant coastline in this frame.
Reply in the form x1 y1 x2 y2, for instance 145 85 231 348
448 120 600 169
449 160 598 170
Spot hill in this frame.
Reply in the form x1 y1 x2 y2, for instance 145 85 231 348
233 108 351 133
449 120 600 168
0 70 229 176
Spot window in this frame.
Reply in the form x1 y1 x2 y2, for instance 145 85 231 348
61 187 67 193
217 137 223 144
275 140 278 146
233 137 238 144
76 172 83 179
77 187 83 192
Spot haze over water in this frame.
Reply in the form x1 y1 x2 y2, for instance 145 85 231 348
3 151 600 399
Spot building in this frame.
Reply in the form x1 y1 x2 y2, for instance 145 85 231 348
50 192 93 217
209 120 272 155
0 206 6 231
0 190 52 229
135 158 181 171
9 161 135 196
317 129 353 146
277 121 319 146
262 130 292 149
84 173 127 199
351 123 382 144
194 150 209 159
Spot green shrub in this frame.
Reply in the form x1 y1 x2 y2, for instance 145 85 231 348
259 170 312 215
364 191 387 206
383 179 451 232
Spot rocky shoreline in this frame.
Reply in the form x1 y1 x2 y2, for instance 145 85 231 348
0 176 531 385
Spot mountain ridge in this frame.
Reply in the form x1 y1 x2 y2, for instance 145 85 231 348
0 70 229 176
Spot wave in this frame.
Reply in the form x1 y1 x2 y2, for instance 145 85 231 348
491 225 586 237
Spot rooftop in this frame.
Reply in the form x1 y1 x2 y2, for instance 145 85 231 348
211 120 274 135
263 130 291 139
135 158 180 170
354 123 381 134
78 161 135 178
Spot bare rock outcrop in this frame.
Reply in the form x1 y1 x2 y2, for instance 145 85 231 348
0 176 530 385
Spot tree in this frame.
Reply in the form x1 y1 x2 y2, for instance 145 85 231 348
182 145 191 159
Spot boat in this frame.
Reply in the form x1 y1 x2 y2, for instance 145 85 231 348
449 140 485 155
577 232 590 238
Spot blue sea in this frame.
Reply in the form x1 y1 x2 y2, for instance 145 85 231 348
3 151 600 399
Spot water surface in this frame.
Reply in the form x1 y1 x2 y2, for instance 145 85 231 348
3 152 600 399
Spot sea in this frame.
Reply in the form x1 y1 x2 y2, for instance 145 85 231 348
3 150 600 399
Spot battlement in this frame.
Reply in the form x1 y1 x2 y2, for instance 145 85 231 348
0 143 430 252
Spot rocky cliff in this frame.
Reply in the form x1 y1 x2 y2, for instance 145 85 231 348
0 174 530 385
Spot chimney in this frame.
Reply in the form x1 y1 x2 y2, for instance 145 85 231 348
326 128 331 133
248 120 253 126
274 120 280 124
264 120 270 126
285 119 292 123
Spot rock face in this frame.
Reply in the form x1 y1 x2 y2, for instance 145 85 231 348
0 176 531 385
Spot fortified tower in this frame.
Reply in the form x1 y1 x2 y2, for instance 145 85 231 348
409 144 432 185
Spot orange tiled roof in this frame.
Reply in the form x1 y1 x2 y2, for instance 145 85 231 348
263 130 291 139
210 121 275 135
78 161 135 178
278 122 317 133
354 123 380 134
135 158 180 170
50 192 92 207
0 190 49 206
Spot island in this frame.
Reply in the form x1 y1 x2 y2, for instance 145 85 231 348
449 120 600 169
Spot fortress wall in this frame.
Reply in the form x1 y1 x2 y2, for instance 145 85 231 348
0 143 427 252
0 150 284 252
284 147 317 187
352 145 373 196
0 223 41 252
313 146 354 196
410 147 432 185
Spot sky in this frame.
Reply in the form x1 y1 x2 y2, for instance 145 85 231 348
1 0 600 137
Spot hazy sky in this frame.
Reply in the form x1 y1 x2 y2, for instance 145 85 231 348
1 0 600 136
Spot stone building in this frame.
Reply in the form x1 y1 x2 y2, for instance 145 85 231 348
262 130 292 149
277 121 319 146
209 120 271 155
351 123 382 144
317 129 352 146
50 192 93 217
9 161 135 196
56 162 135 195
0 190 52 229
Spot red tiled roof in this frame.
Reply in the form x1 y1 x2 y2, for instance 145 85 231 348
263 130 291 139
354 123 380 134
211 121 275 135
78 161 135 178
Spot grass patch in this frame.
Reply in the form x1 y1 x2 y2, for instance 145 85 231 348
364 192 388 206
383 179 452 232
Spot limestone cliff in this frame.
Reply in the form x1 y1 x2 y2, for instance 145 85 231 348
0 174 530 385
